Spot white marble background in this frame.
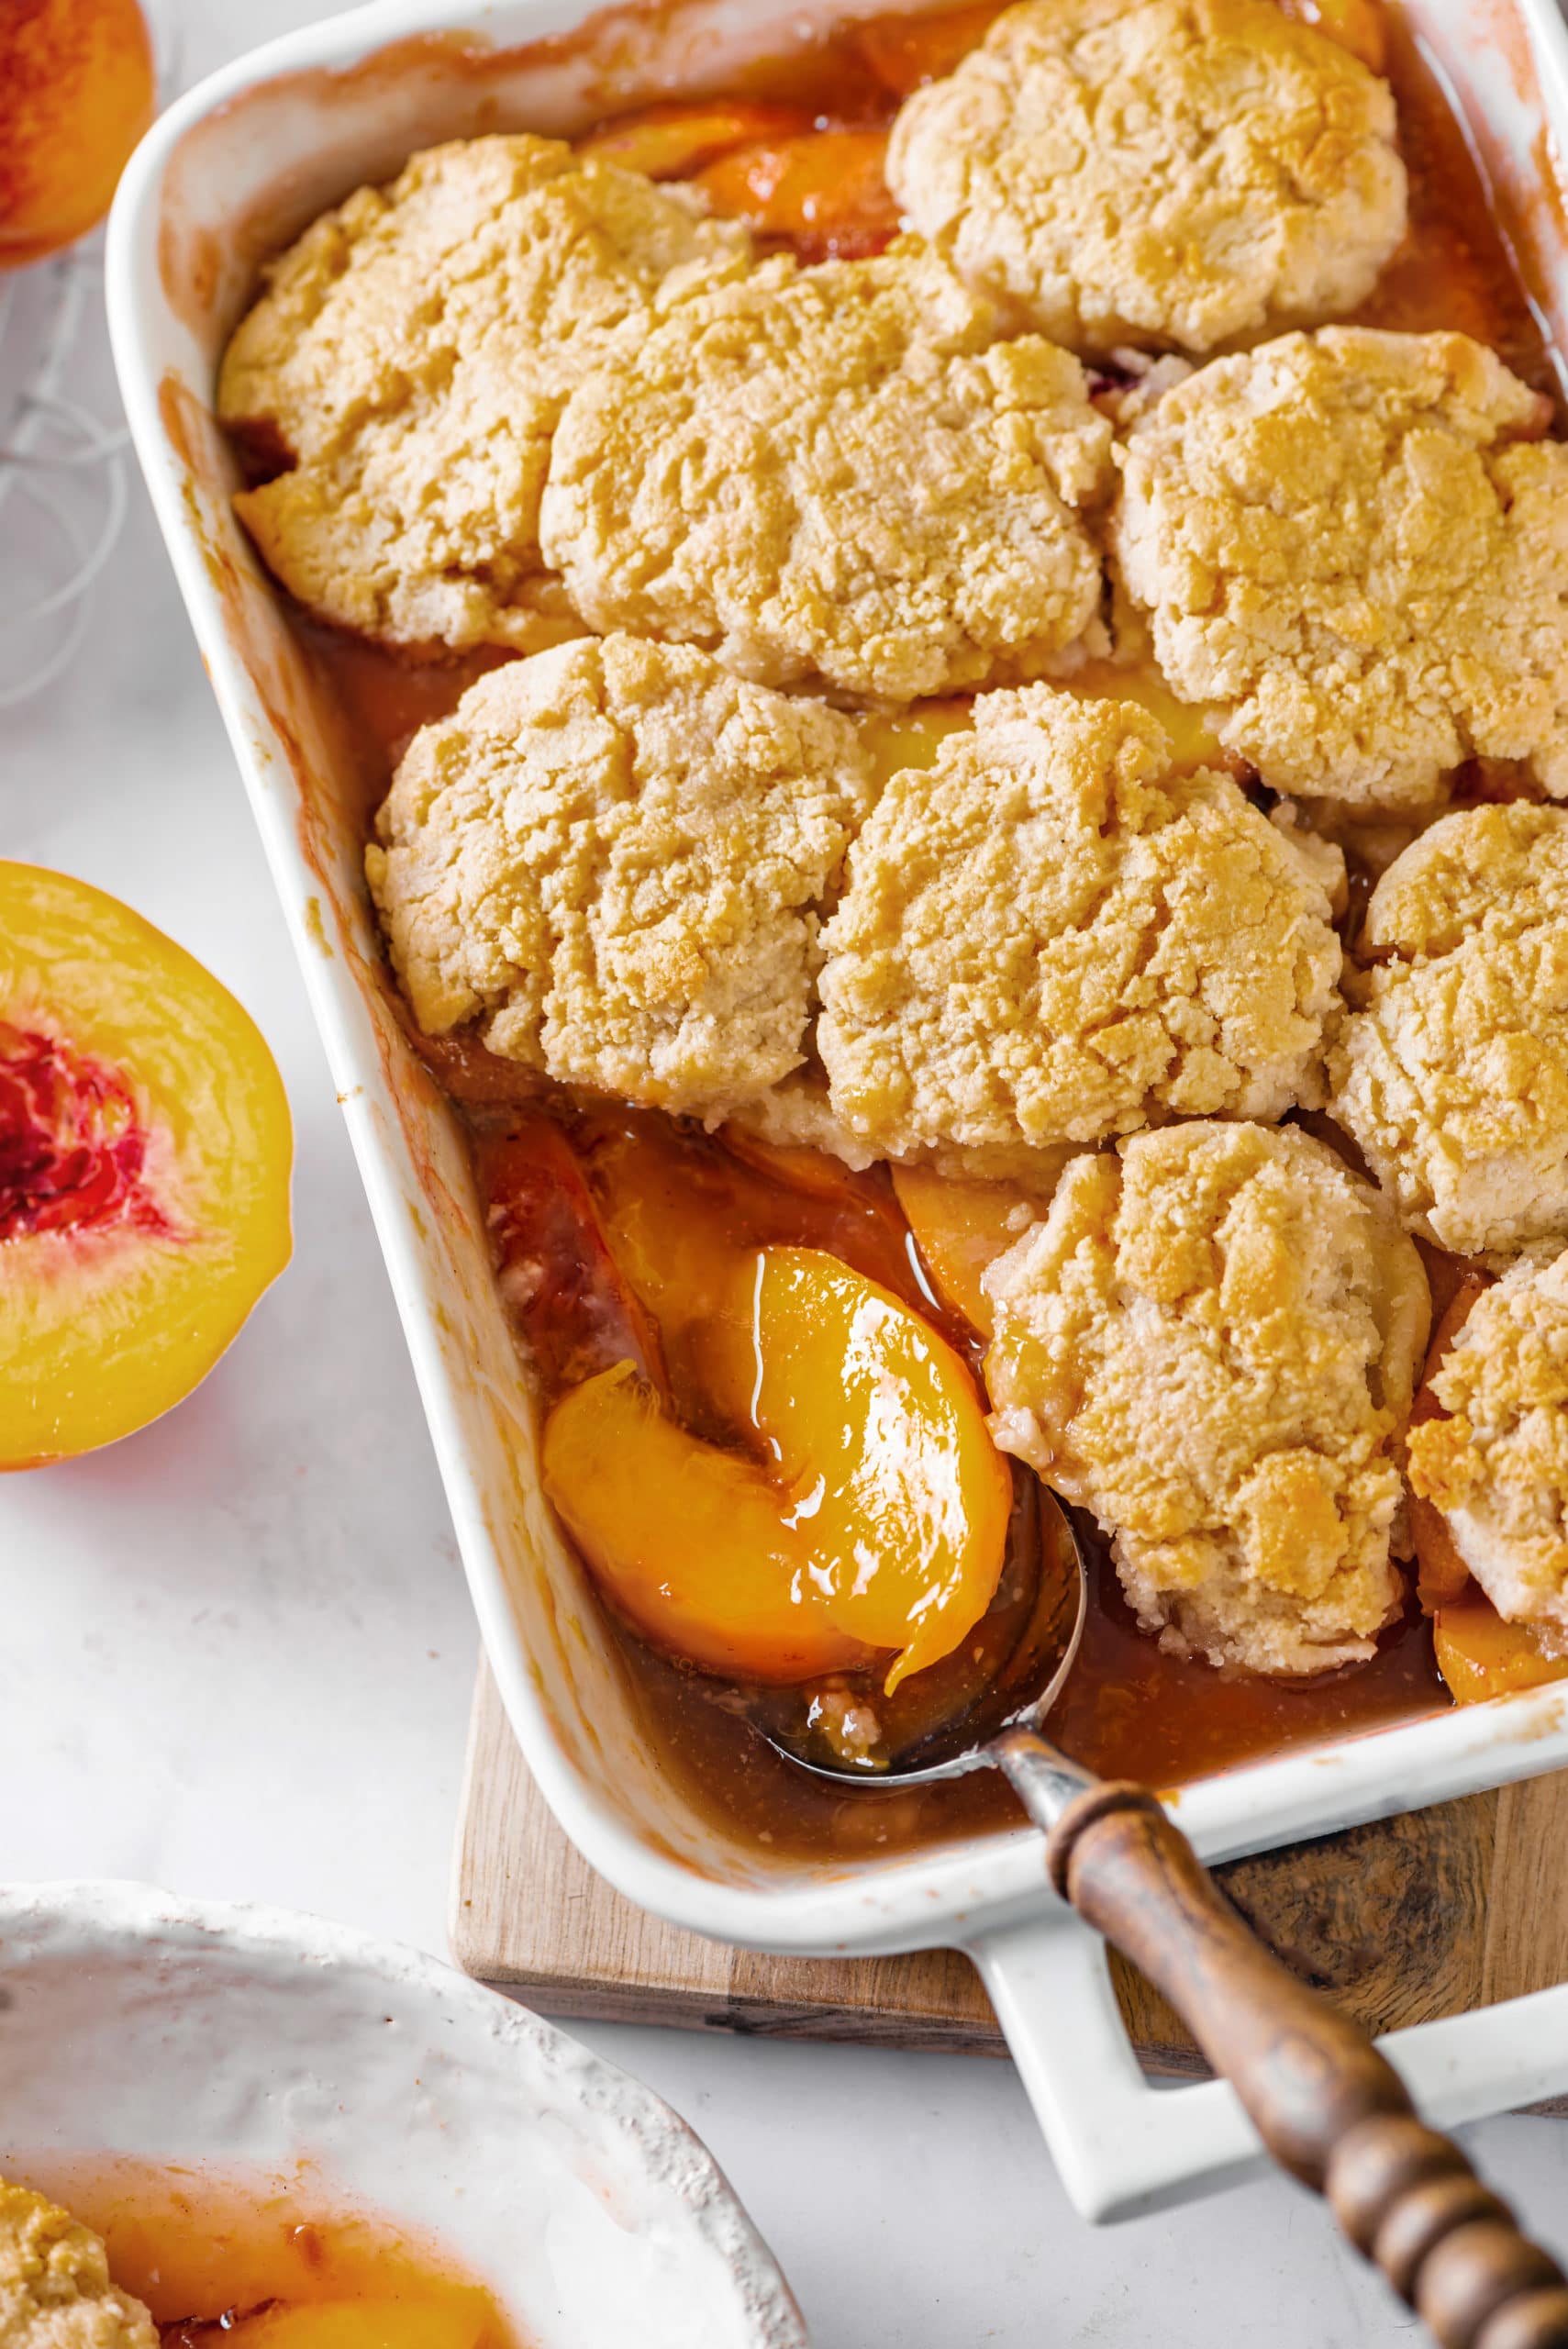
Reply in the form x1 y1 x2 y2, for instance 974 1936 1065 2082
3 5 1567 2340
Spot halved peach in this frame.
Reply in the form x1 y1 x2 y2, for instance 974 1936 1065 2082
543 1246 1010 1687
693 131 902 261
176 2302 496 2349
1433 1591 1568 1708
576 98 813 180
0 0 155 267
891 1163 1054 1338
0 864 292 1468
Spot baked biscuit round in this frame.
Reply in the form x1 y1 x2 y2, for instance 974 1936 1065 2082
538 243 1114 701
984 1121 1429 1675
365 635 874 1119
1407 1251 1568 1644
1329 803 1568 1258
1113 328 1568 806
884 0 1407 357
218 135 751 651
0 2181 157 2349
816 685 1342 1172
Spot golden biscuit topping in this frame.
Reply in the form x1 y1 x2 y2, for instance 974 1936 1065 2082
984 1122 1429 1673
885 0 1407 356
0 2181 157 2349
1407 1251 1568 1642
816 685 1342 1170
538 241 1114 700
1329 803 1568 1258
365 636 874 1119
217 135 751 651
1113 327 1568 806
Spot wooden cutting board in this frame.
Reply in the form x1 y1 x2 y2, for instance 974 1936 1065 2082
452 1662 1568 2094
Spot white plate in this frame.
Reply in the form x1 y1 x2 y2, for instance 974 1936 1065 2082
106 0 1568 2220
0 1881 805 2349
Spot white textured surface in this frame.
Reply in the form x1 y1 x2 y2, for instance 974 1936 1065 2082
0 1 1564 2341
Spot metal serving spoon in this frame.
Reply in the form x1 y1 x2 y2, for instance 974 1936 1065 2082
756 1486 1568 2349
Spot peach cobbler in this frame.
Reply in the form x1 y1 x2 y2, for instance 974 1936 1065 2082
216 0 1568 1842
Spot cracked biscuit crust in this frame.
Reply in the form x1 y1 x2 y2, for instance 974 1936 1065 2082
886 0 1406 358
1407 1250 1568 1644
1329 803 1568 1258
984 1122 1429 1675
1114 328 1568 806
217 135 751 652
0 2182 157 2349
538 242 1114 701
365 636 874 1118
816 685 1342 1170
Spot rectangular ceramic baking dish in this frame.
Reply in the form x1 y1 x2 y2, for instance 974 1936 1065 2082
108 0 1568 2221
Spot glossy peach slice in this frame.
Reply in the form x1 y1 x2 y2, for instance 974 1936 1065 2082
576 98 813 180
891 1164 1056 1338
0 864 292 1467
0 0 155 266
857 699 973 788
543 1362 872 1682
851 2 1006 93
725 1247 1012 1685
694 131 901 261
1433 1590 1568 1708
189 2302 495 2349
543 1246 1009 1687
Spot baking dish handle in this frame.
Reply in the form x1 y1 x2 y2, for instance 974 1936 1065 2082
968 1901 1568 2224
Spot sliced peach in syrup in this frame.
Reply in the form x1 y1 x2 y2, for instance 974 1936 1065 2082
1433 1591 1568 1709
694 132 902 261
891 1164 1054 1339
857 698 973 787
851 2 1007 94
543 1363 872 1683
0 0 155 267
576 99 813 181
187 2301 495 2349
542 1247 1010 1688
723 1247 1012 1686
0 864 292 1469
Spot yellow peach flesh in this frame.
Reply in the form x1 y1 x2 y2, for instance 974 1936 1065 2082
726 1247 1012 1687
1433 1592 1568 1708
215 2302 495 2349
890 1165 1049 1339
0 863 293 1467
544 1362 871 1683
542 1247 1010 1689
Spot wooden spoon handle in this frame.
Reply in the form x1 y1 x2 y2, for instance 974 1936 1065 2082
1046 1783 1568 2349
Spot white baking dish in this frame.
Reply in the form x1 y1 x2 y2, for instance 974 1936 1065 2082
108 0 1568 2223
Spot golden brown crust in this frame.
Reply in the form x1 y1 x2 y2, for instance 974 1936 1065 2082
1407 1248 1568 1642
218 135 751 651
0 2183 156 2349
984 1121 1429 1674
365 636 874 1119
538 242 1114 700
1329 804 1568 1259
817 685 1342 1164
1112 328 1568 806
885 0 1406 357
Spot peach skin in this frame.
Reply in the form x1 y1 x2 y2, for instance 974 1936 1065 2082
0 863 292 1468
0 0 155 267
